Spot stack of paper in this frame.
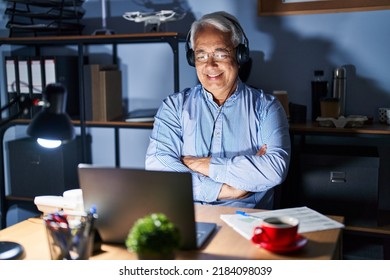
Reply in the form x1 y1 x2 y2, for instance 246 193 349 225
125 108 158 122
220 206 344 240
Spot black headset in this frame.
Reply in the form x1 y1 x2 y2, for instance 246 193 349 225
185 15 250 67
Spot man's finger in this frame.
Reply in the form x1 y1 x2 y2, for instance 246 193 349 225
256 144 267 156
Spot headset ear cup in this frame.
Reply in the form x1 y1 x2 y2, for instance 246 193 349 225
186 48 196 67
236 43 249 65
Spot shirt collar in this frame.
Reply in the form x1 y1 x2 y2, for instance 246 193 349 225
201 79 242 104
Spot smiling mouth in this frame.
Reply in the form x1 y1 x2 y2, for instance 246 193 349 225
207 73 222 78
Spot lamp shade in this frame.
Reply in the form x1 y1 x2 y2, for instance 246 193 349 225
27 83 75 143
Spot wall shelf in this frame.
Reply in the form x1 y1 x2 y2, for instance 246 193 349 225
0 33 181 228
258 0 390 16
0 32 180 160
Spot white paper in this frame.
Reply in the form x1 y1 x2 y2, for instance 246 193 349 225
220 206 344 240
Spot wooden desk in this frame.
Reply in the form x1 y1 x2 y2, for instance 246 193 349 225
0 204 343 260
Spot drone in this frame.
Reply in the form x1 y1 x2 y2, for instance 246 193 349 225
123 10 186 25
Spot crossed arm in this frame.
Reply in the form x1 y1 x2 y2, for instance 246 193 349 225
182 144 268 200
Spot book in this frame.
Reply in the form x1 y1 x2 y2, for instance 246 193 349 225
5 57 17 93
30 57 43 94
43 57 56 86
5 57 19 117
17 57 29 94
125 108 158 122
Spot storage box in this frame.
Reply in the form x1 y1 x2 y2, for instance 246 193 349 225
297 145 379 226
83 64 123 121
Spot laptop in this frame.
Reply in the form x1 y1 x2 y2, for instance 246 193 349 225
78 164 216 250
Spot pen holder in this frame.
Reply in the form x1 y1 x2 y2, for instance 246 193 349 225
44 212 96 260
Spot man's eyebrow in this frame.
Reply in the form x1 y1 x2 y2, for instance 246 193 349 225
195 47 230 53
195 49 206 54
214 47 230 52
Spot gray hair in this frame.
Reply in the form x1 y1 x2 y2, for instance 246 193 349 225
189 11 243 49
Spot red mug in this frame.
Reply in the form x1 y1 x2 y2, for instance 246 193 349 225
252 216 299 247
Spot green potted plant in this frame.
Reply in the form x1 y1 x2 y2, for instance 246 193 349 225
125 213 181 260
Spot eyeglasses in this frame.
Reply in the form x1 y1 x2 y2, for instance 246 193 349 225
195 49 232 63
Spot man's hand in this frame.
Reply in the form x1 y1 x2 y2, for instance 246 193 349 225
182 156 210 176
182 144 266 175
256 144 267 156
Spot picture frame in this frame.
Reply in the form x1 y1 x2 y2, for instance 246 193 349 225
258 0 390 16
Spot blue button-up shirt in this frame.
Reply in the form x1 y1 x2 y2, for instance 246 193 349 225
145 80 291 208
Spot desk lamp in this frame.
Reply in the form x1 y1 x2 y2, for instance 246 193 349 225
0 83 75 148
27 83 75 148
0 83 75 259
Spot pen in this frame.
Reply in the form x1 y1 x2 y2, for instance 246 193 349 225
236 210 263 220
